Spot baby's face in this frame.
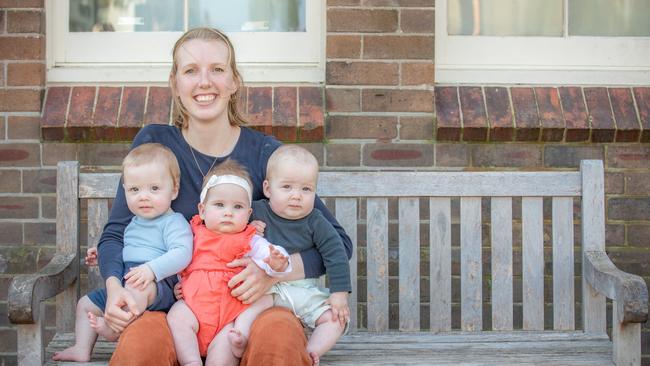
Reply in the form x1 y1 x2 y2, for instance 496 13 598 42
199 183 252 234
123 162 178 220
263 162 317 220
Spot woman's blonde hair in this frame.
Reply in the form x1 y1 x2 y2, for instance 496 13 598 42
169 27 247 129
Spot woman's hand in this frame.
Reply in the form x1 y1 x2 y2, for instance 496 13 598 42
327 292 350 328
103 277 138 333
174 281 184 300
226 257 276 304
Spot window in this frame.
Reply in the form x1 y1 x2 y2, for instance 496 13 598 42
435 0 650 84
47 0 324 84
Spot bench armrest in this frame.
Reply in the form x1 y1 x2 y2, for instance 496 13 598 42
8 253 78 324
584 251 648 324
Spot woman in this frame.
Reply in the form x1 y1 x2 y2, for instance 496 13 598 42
97 27 352 366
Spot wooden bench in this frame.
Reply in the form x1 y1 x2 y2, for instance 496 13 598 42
9 160 648 366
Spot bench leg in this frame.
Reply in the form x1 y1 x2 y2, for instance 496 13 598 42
17 303 44 366
612 301 641 366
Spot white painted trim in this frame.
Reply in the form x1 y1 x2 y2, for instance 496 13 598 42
435 0 650 85
47 1 325 83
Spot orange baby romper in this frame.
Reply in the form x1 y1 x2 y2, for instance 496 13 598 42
181 215 254 356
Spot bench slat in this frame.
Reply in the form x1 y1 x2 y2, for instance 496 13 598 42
87 199 109 290
491 197 513 331
553 197 575 330
522 197 544 331
398 198 420 331
335 198 358 331
429 197 451 332
367 198 389 331
461 197 482 331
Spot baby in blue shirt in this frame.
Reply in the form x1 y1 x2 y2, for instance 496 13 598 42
52 143 193 362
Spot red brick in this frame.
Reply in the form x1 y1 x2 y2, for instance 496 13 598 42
328 0 360 5
298 87 324 141
94 87 121 127
535 87 564 142
119 87 146 128
0 36 43 59
625 173 650 196
436 144 469 167
511 87 540 141
272 87 297 142
364 36 433 60
434 86 461 141
247 87 272 135
79 143 130 166
0 88 42 112
558 87 589 142
0 63 4 87
0 0 43 6
609 88 640 142
326 35 361 59
606 146 650 169
0 170 21 193
363 0 434 6
326 144 361 167
401 63 434 86
327 9 398 32
584 87 615 142
7 63 44 86
399 116 433 140
0 11 5 35
400 9 434 33
237 86 248 120
459 86 487 141
42 87 69 128
327 115 397 140
363 143 433 167
67 86 96 126
41 143 78 166
472 144 542 168
0 143 40 167
22 169 56 193
363 89 433 112
145 87 172 125
0 196 39 218
7 116 40 139
484 87 514 142
327 61 398 85
325 88 360 112
633 88 650 142
6 10 43 33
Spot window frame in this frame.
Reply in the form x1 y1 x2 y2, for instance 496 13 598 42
46 1 325 84
434 0 650 85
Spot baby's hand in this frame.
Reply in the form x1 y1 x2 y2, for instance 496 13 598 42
124 264 155 291
174 281 184 300
85 247 98 267
326 292 350 328
264 244 289 272
250 220 266 236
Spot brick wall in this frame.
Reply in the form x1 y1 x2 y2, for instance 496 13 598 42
0 0 649 365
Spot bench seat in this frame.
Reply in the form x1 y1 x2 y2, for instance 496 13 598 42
45 331 614 366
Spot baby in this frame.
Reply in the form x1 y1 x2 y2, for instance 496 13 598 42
166 159 292 366
253 145 351 366
53 143 193 362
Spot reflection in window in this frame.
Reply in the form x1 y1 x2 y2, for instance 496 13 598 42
69 0 305 33
448 0 563 36
569 0 650 36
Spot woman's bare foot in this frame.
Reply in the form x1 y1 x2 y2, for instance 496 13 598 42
227 328 247 358
88 312 120 341
309 351 320 366
51 346 91 362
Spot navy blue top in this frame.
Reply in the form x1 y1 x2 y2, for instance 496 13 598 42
98 124 352 282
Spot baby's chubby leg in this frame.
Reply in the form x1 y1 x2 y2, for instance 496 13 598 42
52 295 102 362
167 300 202 366
228 294 274 358
206 323 238 366
307 310 346 365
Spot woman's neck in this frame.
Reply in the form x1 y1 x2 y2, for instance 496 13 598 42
183 120 240 158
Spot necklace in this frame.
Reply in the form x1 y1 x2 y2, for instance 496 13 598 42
188 144 218 179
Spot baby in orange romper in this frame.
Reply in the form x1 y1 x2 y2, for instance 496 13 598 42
166 159 291 366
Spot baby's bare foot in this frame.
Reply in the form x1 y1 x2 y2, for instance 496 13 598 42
88 312 120 342
51 346 91 362
227 328 248 358
309 351 320 366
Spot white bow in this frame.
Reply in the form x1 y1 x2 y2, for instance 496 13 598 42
199 174 252 204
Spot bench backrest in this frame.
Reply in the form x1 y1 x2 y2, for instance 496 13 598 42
57 160 606 334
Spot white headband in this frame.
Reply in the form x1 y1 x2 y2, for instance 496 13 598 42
200 174 252 205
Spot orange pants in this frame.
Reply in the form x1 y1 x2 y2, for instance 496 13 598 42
109 308 310 366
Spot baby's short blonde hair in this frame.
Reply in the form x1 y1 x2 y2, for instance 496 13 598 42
122 143 180 188
266 145 319 181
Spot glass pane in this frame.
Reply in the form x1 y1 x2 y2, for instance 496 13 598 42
189 0 306 32
69 0 183 32
569 0 650 36
448 0 563 36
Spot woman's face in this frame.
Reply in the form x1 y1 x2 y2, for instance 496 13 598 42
173 39 238 125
